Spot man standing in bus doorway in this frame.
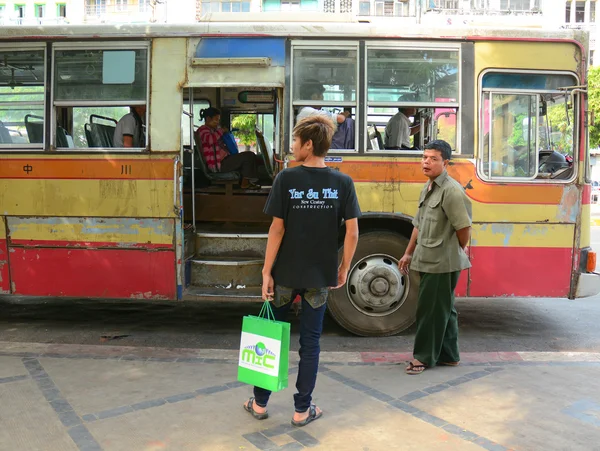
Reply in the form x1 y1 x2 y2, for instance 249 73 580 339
398 140 471 375
243 115 361 426
114 105 146 148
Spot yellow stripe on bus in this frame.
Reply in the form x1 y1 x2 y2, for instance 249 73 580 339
355 182 578 224
0 180 176 218
7 217 174 246
471 223 575 248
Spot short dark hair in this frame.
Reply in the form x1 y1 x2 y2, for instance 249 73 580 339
424 140 452 161
293 114 334 157
300 80 325 100
200 107 221 121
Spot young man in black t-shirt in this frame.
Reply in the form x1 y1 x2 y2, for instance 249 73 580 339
243 115 361 427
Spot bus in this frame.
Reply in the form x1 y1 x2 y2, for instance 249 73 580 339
0 17 597 336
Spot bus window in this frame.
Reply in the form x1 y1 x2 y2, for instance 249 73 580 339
53 45 149 150
365 45 460 152
480 72 577 181
291 45 358 151
434 108 457 150
366 48 459 104
182 100 210 148
0 48 45 149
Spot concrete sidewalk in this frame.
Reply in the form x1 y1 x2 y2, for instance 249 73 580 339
1 341 600 451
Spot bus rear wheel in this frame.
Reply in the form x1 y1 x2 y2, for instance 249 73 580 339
328 231 418 337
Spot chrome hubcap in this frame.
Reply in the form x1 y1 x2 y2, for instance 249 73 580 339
346 254 408 317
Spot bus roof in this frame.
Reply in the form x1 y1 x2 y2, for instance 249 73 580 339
0 18 589 49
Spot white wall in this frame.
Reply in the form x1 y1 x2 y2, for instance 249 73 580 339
166 0 196 23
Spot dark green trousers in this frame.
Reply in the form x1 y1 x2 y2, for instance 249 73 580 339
413 271 461 367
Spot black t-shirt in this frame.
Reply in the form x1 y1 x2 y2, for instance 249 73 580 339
264 165 361 288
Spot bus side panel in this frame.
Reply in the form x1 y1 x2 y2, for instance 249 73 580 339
469 223 575 297
7 217 176 300
9 248 175 299
0 219 9 294
456 269 468 297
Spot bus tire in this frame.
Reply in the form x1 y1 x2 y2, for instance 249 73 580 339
328 231 418 337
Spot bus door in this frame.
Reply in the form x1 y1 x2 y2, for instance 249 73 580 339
182 37 286 227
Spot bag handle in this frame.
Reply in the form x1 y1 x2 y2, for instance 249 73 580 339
258 300 275 322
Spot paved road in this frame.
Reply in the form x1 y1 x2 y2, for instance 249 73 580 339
1 228 600 353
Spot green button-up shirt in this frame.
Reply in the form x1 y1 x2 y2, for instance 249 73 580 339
410 170 472 274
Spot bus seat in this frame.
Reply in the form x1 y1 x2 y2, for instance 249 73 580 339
192 133 240 192
84 124 93 147
56 126 70 148
86 115 117 148
255 129 274 180
0 121 12 144
25 114 44 144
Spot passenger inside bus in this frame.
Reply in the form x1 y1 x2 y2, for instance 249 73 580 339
384 106 426 150
195 107 261 189
113 105 146 148
331 108 355 150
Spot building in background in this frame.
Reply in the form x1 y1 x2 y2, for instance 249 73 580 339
0 1 597 65
0 0 70 25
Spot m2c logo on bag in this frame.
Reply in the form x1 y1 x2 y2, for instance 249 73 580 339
239 332 281 377
242 342 275 368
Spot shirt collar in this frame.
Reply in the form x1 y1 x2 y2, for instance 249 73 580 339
430 170 449 189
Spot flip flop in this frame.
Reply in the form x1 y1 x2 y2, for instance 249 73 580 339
291 404 322 427
243 397 269 420
405 361 427 375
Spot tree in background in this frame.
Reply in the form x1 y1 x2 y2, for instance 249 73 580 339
231 114 257 151
588 66 600 150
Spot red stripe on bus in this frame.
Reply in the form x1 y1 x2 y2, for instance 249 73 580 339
9 240 173 250
9 247 176 299
583 184 592 205
469 246 573 298
0 239 9 294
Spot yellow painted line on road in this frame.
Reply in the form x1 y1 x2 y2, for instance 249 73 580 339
592 218 600 227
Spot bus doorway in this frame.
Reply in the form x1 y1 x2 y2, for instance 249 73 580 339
181 86 283 300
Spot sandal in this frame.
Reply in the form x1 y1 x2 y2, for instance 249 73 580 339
438 361 460 367
243 397 269 420
291 404 322 427
405 361 427 375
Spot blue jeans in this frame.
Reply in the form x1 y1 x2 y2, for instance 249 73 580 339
253 291 327 413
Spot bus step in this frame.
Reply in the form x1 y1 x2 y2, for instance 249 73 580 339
190 256 263 287
195 232 268 258
183 286 262 301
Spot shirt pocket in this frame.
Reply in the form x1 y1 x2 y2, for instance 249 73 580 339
418 237 444 264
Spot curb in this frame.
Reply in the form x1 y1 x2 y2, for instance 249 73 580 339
1 342 600 364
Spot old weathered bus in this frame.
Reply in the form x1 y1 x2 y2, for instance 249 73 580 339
0 18 596 336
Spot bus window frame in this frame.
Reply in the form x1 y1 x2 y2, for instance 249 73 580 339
477 68 580 184
363 41 461 155
0 43 47 152
290 40 360 154
50 41 150 152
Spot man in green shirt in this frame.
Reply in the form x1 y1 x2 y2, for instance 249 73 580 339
398 140 472 375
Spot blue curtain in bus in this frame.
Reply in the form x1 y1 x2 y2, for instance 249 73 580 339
482 73 575 91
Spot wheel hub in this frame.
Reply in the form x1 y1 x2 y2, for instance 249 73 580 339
347 254 408 317
370 277 390 296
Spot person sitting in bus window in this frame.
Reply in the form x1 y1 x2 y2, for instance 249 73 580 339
385 106 420 150
331 108 355 150
296 80 348 128
195 107 260 189
114 105 146 148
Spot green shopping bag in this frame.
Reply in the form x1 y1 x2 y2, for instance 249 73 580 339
237 301 290 392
